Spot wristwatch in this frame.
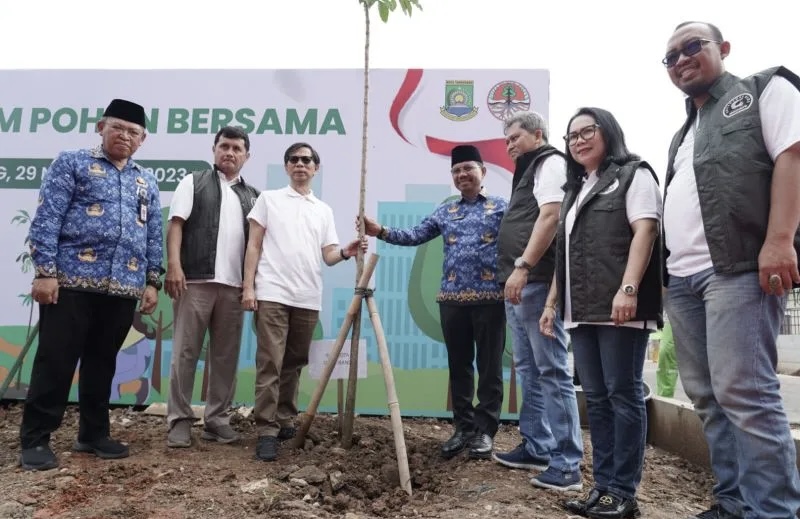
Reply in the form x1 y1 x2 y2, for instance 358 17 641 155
620 283 638 296
147 279 163 290
514 257 532 271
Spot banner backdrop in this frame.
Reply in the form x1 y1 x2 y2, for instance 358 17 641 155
0 68 549 418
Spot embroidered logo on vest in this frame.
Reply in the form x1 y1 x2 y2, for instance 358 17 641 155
598 179 620 195
722 93 754 118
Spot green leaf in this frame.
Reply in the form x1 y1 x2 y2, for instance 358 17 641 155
377 1 390 22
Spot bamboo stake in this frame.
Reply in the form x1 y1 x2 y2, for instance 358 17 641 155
0 321 39 400
293 255 379 448
366 295 412 496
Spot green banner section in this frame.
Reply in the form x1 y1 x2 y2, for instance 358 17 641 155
137 160 211 192
0 159 50 189
0 159 210 191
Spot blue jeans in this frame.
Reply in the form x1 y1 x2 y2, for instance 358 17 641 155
570 325 648 499
666 268 800 519
506 282 583 472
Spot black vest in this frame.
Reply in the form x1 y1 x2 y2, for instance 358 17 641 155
181 169 260 280
497 145 563 283
664 66 800 284
556 160 662 323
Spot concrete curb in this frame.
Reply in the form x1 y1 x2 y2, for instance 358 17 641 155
575 390 800 469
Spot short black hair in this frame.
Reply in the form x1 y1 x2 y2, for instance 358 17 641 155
284 142 321 166
563 107 640 190
214 126 250 152
674 21 724 42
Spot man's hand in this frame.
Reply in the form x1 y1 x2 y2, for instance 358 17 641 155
139 286 159 315
758 238 800 296
165 262 187 299
343 237 368 259
504 268 528 305
241 286 257 311
359 215 381 237
32 278 59 305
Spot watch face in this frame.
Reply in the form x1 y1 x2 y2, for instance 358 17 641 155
623 285 635 295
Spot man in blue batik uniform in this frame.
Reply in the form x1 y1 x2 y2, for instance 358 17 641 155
363 145 507 460
19 99 164 471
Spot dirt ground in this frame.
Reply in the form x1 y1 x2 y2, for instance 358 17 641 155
0 404 716 519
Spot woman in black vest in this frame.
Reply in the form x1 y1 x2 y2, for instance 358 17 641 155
540 107 662 519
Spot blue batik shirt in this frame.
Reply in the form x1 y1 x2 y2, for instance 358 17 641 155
384 193 506 304
29 146 164 300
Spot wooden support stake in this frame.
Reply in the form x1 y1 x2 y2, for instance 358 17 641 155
293 254 378 448
366 295 412 495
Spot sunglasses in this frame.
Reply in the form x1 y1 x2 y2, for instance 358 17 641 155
662 38 720 68
288 155 314 165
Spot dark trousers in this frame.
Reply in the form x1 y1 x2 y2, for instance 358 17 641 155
439 302 505 437
20 289 137 449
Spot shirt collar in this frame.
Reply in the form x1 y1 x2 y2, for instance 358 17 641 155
683 71 740 116
459 189 488 204
214 165 241 184
90 145 141 171
286 185 317 202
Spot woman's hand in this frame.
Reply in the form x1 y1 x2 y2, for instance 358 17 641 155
539 306 557 338
611 291 637 325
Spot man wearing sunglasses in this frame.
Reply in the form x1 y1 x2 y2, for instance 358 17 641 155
662 21 800 519
242 142 363 462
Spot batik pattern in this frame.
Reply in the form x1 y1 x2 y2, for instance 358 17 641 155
384 194 506 304
29 146 164 300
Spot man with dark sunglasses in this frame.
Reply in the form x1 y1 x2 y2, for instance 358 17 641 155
241 142 364 462
662 21 800 519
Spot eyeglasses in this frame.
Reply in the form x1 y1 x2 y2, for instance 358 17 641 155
662 38 720 68
451 164 479 175
108 123 144 139
563 124 600 146
288 155 314 165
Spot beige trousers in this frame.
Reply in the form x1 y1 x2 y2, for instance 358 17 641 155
253 301 318 437
166 283 244 429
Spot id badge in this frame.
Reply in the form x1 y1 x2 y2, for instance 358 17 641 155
137 186 148 223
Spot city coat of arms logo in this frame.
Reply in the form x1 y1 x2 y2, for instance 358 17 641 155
440 80 479 121
487 80 531 121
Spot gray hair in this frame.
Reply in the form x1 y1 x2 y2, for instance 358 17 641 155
503 111 549 142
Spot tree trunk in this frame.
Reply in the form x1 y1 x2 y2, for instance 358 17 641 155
341 0 371 448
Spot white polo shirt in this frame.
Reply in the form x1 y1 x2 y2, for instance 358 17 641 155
247 186 339 310
168 172 246 287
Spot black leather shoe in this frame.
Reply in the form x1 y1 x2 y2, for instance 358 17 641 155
468 433 493 460
277 426 297 442
587 493 640 519
19 445 59 471
440 430 475 459
564 488 602 516
73 437 129 459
